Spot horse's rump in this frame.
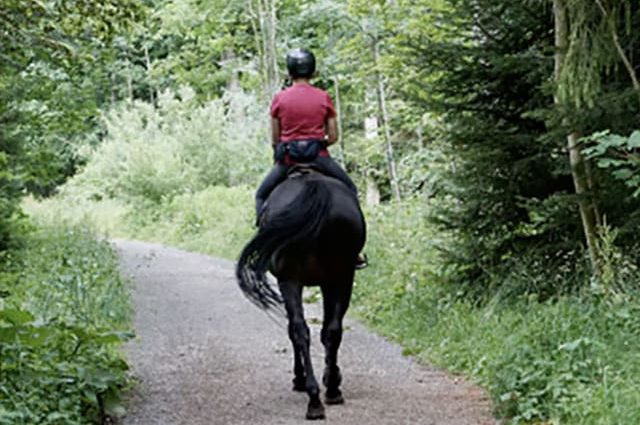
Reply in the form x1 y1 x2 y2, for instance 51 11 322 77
236 172 365 309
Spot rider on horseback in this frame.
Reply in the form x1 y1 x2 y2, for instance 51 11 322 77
255 48 367 269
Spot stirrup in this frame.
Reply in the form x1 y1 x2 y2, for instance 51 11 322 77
355 253 368 270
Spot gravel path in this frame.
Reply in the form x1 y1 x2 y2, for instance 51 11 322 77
114 239 496 425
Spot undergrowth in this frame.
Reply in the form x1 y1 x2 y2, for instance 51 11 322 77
0 224 132 424
353 199 640 424
28 185 255 260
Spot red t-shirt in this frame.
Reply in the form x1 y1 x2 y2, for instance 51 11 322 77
270 83 336 145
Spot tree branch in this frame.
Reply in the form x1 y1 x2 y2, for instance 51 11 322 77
594 0 640 104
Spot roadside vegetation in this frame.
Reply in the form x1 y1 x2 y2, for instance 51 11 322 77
5 0 640 423
2 2 140 423
354 201 640 424
0 224 132 424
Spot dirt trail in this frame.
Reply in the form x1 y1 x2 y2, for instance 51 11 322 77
114 239 496 425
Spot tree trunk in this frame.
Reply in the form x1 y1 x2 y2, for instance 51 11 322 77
126 61 133 103
333 75 346 166
247 0 265 95
366 175 381 206
372 40 401 202
253 0 279 100
416 125 424 149
267 0 278 94
554 0 601 274
568 132 601 271
110 72 116 104
144 45 154 105
224 49 240 91
258 0 278 99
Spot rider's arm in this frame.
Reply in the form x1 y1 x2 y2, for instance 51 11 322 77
325 116 338 146
271 118 281 147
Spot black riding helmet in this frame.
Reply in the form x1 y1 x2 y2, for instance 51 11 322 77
286 49 316 79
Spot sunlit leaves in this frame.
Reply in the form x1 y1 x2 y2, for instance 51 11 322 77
583 130 640 196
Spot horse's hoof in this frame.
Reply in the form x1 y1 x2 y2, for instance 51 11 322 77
306 404 326 420
324 391 344 405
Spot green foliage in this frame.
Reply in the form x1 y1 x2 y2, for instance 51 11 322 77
152 0 260 97
14 1 640 424
0 153 27 253
68 88 270 206
0 0 145 253
389 0 640 297
352 200 640 424
129 185 256 259
28 184 256 262
584 130 640 196
0 225 132 423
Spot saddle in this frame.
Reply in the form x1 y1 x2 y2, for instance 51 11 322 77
257 165 327 227
287 163 323 178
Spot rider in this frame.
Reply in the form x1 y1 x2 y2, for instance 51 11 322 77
255 48 367 269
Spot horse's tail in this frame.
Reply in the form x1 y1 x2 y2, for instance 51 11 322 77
236 179 332 313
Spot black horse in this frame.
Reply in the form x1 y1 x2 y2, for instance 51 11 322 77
236 167 366 420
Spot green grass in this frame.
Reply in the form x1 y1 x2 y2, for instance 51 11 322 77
0 224 132 424
23 196 130 240
27 185 255 261
129 185 255 259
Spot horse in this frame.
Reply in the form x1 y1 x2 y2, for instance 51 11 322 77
236 167 366 420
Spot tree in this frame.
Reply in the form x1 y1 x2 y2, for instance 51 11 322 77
0 0 144 250
151 0 261 99
393 0 640 295
286 0 403 200
553 0 601 275
553 0 640 275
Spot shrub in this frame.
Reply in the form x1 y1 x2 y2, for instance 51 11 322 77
69 87 270 206
127 185 255 260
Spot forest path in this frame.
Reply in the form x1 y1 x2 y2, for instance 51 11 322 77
114 239 496 425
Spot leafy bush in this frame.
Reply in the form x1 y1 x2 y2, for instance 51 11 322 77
127 185 255 259
583 130 640 196
0 153 27 253
0 225 132 424
69 87 270 206
24 196 131 240
27 184 256 262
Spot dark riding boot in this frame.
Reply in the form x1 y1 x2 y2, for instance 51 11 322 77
255 163 289 226
255 201 264 227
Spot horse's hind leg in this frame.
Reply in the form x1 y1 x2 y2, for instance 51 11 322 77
320 276 353 405
292 345 306 392
278 281 325 420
